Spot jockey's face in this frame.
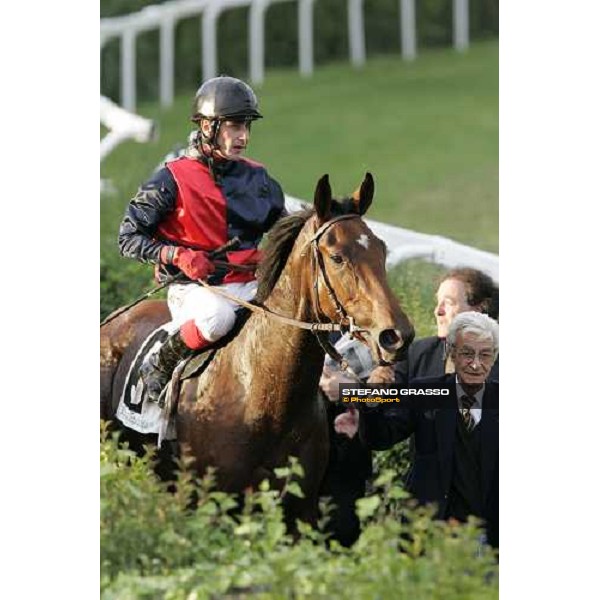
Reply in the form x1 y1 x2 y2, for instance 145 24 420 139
202 119 251 161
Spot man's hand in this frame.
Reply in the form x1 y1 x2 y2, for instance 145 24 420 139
367 365 395 384
164 247 215 280
319 366 359 402
334 407 359 438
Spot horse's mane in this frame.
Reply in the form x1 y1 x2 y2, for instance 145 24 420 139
255 199 357 303
255 208 312 303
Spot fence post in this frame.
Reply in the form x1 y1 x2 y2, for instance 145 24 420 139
298 0 314 77
249 0 267 84
348 0 366 68
400 0 416 61
202 3 219 81
121 27 137 112
453 0 469 52
160 16 176 107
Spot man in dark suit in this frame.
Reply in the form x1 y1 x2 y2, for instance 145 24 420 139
395 267 499 383
318 334 394 547
335 311 499 549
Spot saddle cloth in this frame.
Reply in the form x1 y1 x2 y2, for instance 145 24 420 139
115 322 178 445
115 322 218 447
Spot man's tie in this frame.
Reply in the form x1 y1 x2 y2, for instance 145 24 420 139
460 394 477 431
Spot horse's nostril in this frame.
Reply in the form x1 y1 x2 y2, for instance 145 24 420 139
378 329 403 352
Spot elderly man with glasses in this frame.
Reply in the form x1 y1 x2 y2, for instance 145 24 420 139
334 311 499 550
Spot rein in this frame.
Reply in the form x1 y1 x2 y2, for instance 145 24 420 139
194 280 360 334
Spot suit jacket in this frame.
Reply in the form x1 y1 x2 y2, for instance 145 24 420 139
395 336 500 383
359 373 499 547
321 391 373 488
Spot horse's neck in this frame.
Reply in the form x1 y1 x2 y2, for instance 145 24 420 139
232 228 324 414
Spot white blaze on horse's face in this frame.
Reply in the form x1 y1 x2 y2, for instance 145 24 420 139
357 234 370 250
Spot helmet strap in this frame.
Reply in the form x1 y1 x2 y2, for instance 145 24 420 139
197 119 224 184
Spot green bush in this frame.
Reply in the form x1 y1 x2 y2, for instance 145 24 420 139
101 424 498 599
100 254 159 322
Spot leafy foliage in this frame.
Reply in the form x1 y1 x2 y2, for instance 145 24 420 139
101 425 498 599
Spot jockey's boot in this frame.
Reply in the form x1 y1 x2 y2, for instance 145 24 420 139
140 328 196 404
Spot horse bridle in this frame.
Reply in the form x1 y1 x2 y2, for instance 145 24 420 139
303 213 380 366
306 214 362 335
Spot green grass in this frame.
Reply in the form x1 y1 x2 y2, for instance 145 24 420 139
101 40 497 325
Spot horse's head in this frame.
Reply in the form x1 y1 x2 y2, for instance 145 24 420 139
301 172 415 363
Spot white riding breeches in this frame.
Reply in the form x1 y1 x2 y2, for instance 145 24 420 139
167 280 258 342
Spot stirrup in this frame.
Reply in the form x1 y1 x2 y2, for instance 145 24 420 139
139 352 170 404
140 328 195 405
156 387 169 409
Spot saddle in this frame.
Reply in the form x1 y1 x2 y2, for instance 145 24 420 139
115 309 251 445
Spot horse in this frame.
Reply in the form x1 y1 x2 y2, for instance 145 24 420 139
100 172 415 527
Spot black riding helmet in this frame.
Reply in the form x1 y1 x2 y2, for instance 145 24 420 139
191 76 262 123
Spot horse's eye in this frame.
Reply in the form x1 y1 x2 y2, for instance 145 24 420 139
330 254 343 264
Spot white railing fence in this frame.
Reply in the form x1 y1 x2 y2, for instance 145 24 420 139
100 95 156 162
100 0 470 112
100 95 157 193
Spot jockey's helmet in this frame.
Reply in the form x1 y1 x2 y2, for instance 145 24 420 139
191 76 262 124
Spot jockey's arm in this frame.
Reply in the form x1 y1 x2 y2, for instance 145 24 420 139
118 168 178 264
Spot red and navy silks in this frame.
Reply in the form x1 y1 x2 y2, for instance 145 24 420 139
118 155 285 285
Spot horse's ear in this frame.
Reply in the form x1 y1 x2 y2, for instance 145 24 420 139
314 174 332 223
351 172 374 215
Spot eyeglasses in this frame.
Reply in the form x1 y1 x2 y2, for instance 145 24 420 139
455 348 495 363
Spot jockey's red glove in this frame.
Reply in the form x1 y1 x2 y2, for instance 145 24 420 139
161 246 215 280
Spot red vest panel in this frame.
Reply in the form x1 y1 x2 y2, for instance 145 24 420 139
158 158 228 251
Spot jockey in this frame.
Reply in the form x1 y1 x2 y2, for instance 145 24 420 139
118 76 286 403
